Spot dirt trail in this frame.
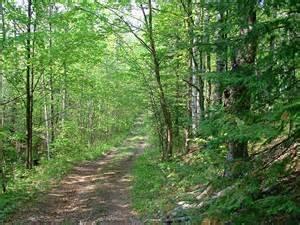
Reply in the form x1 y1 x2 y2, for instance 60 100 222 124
7 130 147 225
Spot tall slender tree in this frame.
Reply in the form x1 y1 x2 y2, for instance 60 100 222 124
25 0 33 169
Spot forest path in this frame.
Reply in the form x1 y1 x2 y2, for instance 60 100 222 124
8 122 147 225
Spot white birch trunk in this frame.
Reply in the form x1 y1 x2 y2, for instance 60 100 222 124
61 62 67 127
191 0 201 134
42 74 51 160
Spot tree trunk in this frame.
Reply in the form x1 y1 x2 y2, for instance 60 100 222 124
146 75 165 153
0 2 5 128
203 9 211 113
224 3 257 175
214 12 225 105
198 51 205 121
148 0 173 159
191 0 203 133
183 0 202 150
61 61 67 127
174 51 180 140
0 2 6 192
26 0 33 169
0 140 5 193
42 73 51 160
206 36 212 113
198 6 205 122
49 4 55 144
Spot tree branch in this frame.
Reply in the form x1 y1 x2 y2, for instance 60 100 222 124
183 78 201 93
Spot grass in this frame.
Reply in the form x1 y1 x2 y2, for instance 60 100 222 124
131 147 166 220
131 145 211 223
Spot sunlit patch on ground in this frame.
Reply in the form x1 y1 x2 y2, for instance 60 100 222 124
8 131 148 225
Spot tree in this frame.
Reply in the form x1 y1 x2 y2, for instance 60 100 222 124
224 1 257 175
25 0 33 169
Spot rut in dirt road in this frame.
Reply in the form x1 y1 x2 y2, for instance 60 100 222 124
8 131 148 225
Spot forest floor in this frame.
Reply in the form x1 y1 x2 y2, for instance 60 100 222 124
6 125 147 225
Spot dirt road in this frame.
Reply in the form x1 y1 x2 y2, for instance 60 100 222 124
7 132 147 225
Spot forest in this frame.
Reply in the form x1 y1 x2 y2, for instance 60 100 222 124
0 0 299 224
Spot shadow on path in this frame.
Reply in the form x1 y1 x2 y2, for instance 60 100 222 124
8 126 148 225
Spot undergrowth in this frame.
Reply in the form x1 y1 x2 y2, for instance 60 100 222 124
132 146 209 223
132 126 299 224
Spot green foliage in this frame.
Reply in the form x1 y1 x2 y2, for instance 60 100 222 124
132 148 165 217
1 0 298 224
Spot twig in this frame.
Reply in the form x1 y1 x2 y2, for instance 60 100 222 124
182 78 201 93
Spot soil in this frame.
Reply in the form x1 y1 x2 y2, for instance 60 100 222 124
6 131 147 225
